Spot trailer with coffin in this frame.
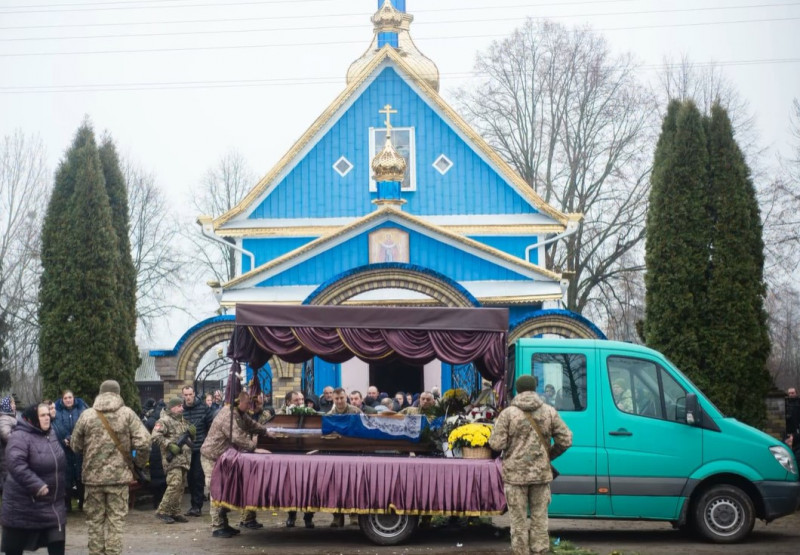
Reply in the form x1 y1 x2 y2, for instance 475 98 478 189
209 303 509 545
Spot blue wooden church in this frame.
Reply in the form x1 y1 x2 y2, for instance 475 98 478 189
180 0 601 401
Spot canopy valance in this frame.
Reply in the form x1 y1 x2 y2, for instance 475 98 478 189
226 304 508 400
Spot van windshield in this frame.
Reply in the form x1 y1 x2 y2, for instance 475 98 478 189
663 356 725 417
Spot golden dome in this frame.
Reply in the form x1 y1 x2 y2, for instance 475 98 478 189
371 135 407 183
347 0 440 92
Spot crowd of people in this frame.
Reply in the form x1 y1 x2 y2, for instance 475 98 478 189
0 377 573 555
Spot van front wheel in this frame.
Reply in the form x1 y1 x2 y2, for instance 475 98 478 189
693 484 755 543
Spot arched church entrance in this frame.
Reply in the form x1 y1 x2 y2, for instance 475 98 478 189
296 264 482 400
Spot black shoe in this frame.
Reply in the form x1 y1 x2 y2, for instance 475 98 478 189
223 525 241 536
330 514 344 528
156 513 175 524
185 507 202 517
239 520 264 529
172 514 189 523
304 520 315 529
285 516 296 528
212 528 234 538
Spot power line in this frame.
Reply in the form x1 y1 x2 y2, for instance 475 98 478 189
0 0 341 15
1 15 797 57
1 58 798 94
3 2 798 42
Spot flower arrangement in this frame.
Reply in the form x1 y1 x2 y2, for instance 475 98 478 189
447 422 493 450
438 388 470 415
465 405 497 423
287 405 317 415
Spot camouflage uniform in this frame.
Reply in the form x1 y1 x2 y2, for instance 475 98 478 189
200 405 264 530
489 391 572 555
71 392 151 555
151 410 192 517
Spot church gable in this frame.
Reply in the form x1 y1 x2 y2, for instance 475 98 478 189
246 65 540 221
254 222 534 287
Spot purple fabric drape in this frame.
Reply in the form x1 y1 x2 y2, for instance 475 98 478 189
227 304 509 404
210 448 506 516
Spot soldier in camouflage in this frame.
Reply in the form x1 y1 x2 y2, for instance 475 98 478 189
200 390 271 538
71 380 151 555
489 375 572 555
151 396 195 524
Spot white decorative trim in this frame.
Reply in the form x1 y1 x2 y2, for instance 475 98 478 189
369 126 416 192
432 154 453 175
333 156 354 177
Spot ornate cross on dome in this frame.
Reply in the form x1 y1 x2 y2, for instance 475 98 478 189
379 104 398 138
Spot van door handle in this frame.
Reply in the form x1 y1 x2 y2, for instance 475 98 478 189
609 428 633 436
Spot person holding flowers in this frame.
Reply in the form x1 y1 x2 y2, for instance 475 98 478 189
489 375 572 555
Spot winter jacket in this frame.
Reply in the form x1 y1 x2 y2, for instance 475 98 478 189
71 392 151 486
0 411 18 493
488 391 572 485
200 405 263 462
151 411 192 472
142 402 166 486
53 397 89 489
0 419 67 531
182 398 213 452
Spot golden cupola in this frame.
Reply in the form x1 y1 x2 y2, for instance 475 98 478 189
371 134 407 183
347 0 440 92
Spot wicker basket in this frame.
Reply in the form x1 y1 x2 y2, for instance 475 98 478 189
461 446 492 459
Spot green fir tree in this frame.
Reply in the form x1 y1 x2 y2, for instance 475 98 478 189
644 101 711 384
99 138 140 410
703 104 771 425
39 123 136 407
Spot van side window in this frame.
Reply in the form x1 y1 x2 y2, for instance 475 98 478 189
607 356 687 422
531 353 587 412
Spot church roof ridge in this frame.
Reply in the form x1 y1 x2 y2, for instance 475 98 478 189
213 46 575 230
222 204 562 290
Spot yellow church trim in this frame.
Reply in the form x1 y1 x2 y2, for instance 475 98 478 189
212 46 577 229
222 205 562 290
216 223 567 238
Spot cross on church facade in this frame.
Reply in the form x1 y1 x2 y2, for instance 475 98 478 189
379 104 398 139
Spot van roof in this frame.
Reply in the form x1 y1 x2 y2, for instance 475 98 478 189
515 338 663 357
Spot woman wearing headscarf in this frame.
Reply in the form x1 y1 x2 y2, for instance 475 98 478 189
53 390 88 511
0 404 67 555
0 395 18 495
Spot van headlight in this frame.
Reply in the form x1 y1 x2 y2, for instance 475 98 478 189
769 445 797 474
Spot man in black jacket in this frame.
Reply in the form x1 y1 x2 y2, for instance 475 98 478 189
181 386 213 517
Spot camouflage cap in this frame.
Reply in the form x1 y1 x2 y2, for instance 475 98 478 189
168 397 182 408
99 380 120 395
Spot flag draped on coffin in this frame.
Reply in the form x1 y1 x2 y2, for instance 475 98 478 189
321 414 427 442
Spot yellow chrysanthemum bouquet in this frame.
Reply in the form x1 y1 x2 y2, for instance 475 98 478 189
447 422 493 450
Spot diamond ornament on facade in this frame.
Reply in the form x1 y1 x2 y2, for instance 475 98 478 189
333 156 354 177
433 154 453 175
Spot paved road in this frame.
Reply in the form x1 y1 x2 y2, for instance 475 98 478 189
61 504 800 554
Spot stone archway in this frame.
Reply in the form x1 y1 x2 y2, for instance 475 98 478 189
304 263 479 308
508 309 606 343
151 315 235 399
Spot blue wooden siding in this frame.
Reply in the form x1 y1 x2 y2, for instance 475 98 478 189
256 222 531 287
508 305 545 323
313 357 341 395
243 237 316 272
467 235 540 264
249 67 538 220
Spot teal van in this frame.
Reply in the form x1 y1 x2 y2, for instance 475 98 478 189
514 338 800 543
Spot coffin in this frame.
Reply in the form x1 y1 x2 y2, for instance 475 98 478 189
258 413 434 453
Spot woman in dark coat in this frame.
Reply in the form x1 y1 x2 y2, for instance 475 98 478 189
0 395 18 495
0 403 67 555
53 390 88 511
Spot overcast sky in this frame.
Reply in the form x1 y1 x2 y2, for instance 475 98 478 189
1 0 798 346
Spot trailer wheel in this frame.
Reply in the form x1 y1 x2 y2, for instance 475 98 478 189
359 513 418 545
693 484 755 543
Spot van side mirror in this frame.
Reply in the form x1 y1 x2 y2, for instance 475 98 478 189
684 393 698 425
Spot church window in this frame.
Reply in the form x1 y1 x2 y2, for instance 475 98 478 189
433 154 453 175
333 156 354 177
369 127 416 191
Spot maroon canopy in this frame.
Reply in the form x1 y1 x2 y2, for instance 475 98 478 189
226 304 508 402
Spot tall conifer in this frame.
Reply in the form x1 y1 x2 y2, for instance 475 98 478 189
39 123 129 405
644 101 711 384
99 138 140 409
704 104 770 424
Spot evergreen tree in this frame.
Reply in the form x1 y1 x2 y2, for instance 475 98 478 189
39 123 130 405
704 104 771 425
99 138 140 410
644 101 711 384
